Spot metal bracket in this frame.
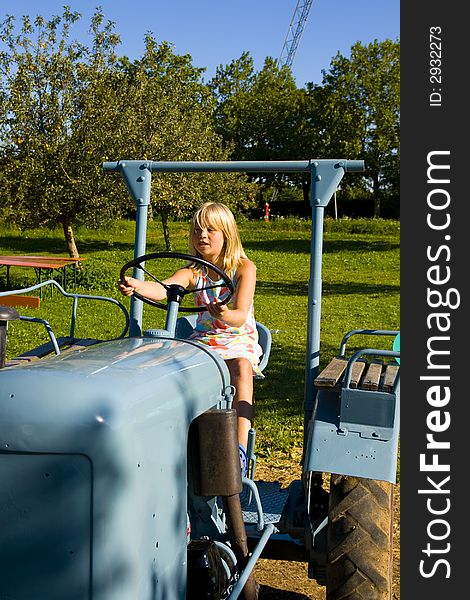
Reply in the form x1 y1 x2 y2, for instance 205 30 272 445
103 161 152 206
309 160 362 207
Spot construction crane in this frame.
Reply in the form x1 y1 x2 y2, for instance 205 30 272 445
278 0 314 68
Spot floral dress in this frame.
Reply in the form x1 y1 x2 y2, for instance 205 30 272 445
189 267 263 377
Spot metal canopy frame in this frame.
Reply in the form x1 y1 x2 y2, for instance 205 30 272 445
103 158 364 429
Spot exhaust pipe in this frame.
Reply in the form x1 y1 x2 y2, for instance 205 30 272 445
192 409 259 600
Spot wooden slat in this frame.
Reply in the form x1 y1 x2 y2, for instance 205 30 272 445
314 356 367 390
0 255 87 268
0 295 40 308
381 364 399 392
314 356 347 389
361 361 383 391
349 360 367 388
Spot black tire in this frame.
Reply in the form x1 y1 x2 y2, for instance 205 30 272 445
326 475 393 600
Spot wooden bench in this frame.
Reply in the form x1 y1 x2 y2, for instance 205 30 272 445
0 294 41 309
314 356 399 393
0 255 86 294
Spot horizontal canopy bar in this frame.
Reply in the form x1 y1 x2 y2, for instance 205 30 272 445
102 159 365 174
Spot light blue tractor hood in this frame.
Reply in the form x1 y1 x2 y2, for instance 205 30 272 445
0 336 230 600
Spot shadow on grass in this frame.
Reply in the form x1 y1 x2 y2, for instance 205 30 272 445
0 234 135 255
323 281 399 296
324 238 400 254
256 345 305 415
255 336 341 456
244 239 311 254
3 229 398 258
256 280 399 297
244 238 399 255
256 280 309 297
0 234 67 255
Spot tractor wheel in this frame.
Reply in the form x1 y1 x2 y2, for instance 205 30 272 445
326 474 393 600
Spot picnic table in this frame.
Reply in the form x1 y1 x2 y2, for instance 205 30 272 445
0 255 86 296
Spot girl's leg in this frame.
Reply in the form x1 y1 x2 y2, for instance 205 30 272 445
226 357 254 449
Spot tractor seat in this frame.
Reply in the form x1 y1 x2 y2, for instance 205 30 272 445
175 314 272 375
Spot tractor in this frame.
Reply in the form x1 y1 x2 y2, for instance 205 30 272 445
0 159 400 600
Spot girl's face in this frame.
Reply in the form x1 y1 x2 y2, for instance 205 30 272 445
192 222 225 263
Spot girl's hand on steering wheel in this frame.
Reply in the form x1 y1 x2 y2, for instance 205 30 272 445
206 299 228 321
117 276 137 297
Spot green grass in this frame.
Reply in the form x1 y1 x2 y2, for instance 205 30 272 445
0 217 400 459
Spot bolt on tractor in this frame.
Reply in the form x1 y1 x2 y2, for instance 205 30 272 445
0 159 400 600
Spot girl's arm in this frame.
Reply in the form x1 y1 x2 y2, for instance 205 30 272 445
206 258 256 327
118 267 195 302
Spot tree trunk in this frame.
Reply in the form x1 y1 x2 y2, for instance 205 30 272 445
161 212 173 251
61 217 80 259
373 173 381 218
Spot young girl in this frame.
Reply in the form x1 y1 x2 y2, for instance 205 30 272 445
118 202 263 475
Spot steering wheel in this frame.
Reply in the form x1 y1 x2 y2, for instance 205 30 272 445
119 251 234 313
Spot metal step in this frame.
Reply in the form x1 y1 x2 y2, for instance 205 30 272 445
242 480 289 525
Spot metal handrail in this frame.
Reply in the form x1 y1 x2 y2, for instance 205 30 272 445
0 280 130 349
339 329 400 356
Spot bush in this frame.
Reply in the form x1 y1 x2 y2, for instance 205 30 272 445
323 217 400 235
75 261 119 292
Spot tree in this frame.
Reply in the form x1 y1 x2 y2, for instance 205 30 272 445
0 8 128 257
210 55 303 193
117 36 257 249
0 11 257 255
317 39 400 216
211 55 302 161
211 42 400 218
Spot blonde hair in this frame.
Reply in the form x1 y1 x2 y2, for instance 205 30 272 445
189 202 246 273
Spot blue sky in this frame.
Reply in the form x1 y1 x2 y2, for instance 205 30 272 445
3 1 399 86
